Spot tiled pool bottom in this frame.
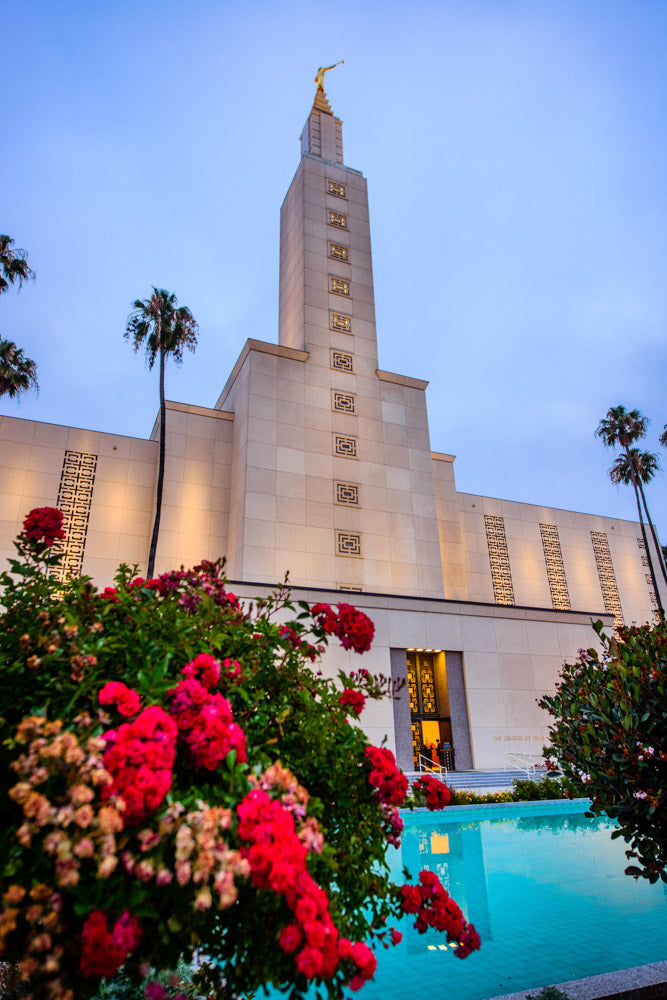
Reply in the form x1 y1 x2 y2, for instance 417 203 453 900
362 800 667 1000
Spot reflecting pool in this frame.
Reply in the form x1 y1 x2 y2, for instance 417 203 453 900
364 800 667 1000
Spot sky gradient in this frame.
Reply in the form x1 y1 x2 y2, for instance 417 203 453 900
4 0 667 536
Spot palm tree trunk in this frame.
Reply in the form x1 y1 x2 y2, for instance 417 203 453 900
147 344 166 579
635 475 667 591
627 451 663 617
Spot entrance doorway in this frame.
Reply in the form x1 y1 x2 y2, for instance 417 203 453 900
407 649 454 770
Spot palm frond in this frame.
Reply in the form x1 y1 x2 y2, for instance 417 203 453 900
0 235 36 294
0 338 39 398
609 448 659 487
596 405 648 449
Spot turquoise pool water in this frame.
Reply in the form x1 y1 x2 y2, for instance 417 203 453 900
363 800 667 1000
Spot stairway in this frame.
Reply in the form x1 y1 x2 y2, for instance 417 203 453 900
406 768 549 791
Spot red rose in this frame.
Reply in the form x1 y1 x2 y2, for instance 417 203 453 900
311 603 375 653
365 746 408 806
102 707 177 825
99 682 141 718
100 587 120 603
182 653 221 689
21 507 65 547
413 774 451 811
80 910 142 978
339 688 365 716
279 922 303 954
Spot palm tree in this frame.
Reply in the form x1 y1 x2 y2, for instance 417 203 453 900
659 425 667 449
0 338 39 399
1 236 38 397
0 235 36 295
610 447 667 584
125 288 198 579
596 406 665 614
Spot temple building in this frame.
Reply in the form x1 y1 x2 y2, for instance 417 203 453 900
1 83 663 772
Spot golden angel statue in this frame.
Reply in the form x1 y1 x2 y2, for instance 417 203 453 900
314 60 344 91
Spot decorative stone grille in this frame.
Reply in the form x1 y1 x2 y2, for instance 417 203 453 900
328 242 349 262
331 349 354 372
539 523 570 610
330 312 352 333
336 531 361 556
637 539 657 603
53 450 98 581
333 434 357 458
335 482 359 506
328 210 348 229
327 179 346 198
484 514 515 605
332 390 356 414
329 275 350 296
591 531 624 626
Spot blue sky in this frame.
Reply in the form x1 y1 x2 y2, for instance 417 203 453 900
4 0 667 535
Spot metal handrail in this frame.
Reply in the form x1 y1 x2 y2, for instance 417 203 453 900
504 752 548 777
417 753 447 780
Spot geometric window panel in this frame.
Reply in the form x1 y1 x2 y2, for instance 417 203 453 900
339 584 363 592
411 721 423 769
330 311 352 333
637 537 646 550
328 209 348 229
419 655 437 714
332 390 356 414
335 482 360 506
484 514 515 606
333 434 358 459
646 574 653 585
407 659 419 714
539 523 570 611
336 531 362 557
327 179 346 198
590 530 624 627
328 242 349 262
406 650 439 716
52 450 98 582
641 555 649 567
331 349 354 373
329 275 350 296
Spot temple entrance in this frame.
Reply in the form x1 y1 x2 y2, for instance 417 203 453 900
407 649 455 770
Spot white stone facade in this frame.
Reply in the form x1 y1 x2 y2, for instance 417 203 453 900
1 89 663 772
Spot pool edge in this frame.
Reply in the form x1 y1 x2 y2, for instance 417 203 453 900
486 960 667 1000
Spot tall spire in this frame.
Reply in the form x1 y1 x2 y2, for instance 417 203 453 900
300 63 344 163
300 89 343 163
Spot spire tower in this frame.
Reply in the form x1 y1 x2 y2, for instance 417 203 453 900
300 88 344 164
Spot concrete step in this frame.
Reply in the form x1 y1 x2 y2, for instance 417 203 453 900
406 768 550 791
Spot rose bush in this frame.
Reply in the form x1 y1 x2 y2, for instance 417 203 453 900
540 618 666 883
0 509 479 1000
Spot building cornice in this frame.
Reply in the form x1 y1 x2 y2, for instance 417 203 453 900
376 369 429 390
215 339 310 411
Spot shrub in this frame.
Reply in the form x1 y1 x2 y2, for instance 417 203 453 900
540 619 666 883
511 776 569 801
448 789 513 806
0 510 480 1000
